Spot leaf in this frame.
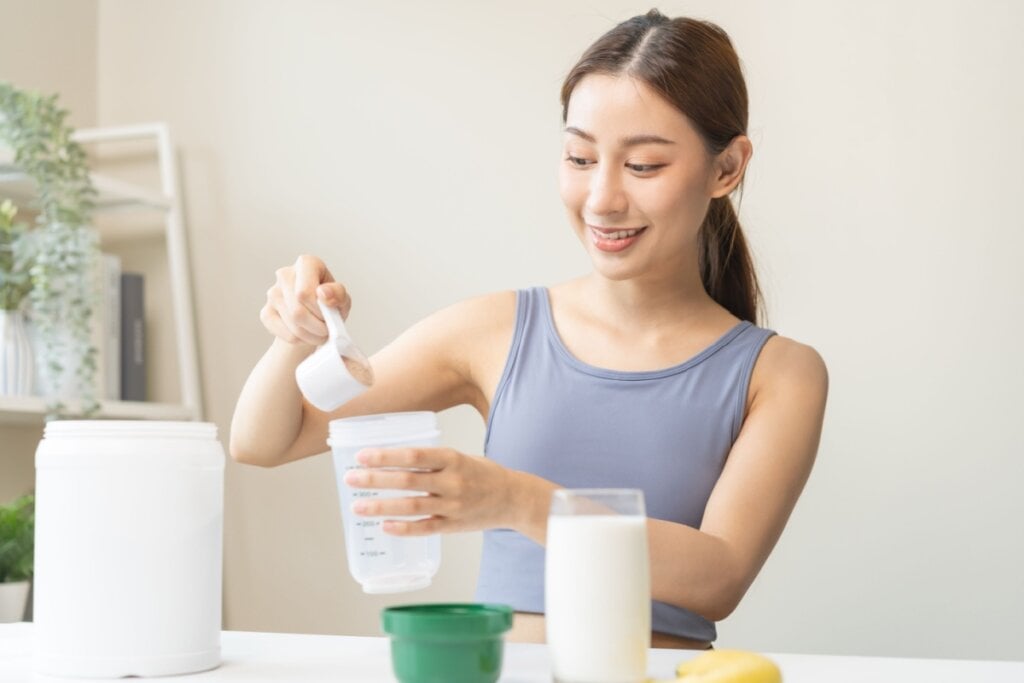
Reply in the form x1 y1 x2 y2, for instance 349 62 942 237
0 494 34 582
0 81 99 408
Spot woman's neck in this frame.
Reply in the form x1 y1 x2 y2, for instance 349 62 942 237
578 269 719 331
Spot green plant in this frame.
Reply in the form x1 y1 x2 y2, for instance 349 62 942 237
0 494 34 583
0 199 36 310
0 81 100 416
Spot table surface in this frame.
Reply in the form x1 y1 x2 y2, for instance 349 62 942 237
2 623 1023 682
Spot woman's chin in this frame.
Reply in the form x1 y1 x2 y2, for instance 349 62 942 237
588 257 647 282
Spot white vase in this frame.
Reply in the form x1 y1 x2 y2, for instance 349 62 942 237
0 580 31 623
0 309 34 396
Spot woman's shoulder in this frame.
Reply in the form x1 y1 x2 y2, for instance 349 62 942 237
440 289 518 329
411 290 518 356
750 333 829 405
425 290 521 414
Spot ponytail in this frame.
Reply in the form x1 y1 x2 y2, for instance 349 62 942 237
699 195 761 324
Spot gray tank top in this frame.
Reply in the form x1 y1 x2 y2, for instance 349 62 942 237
474 287 776 641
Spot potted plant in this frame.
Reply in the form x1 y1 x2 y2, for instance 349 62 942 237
0 493 34 623
0 199 36 395
0 81 100 416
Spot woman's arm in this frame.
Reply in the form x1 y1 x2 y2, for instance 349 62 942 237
229 254 512 467
646 336 829 620
345 333 827 624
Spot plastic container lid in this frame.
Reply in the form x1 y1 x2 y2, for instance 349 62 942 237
42 420 218 441
382 603 514 640
327 412 440 448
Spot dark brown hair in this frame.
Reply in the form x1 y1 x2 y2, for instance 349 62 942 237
561 9 762 323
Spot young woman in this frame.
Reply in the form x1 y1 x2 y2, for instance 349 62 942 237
231 9 828 649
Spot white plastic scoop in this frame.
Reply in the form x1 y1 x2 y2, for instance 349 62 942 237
295 300 374 412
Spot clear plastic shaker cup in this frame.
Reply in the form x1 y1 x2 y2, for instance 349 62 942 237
327 412 442 594
295 300 374 412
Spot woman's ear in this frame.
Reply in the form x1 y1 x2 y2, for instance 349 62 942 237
709 134 753 198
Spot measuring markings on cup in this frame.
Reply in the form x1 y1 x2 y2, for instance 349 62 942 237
328 413 443 594
349 482 389 559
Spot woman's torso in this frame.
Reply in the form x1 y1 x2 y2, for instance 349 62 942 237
467 280 756 419
462 282 777 643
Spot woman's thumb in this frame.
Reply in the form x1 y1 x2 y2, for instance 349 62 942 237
316 284 332 304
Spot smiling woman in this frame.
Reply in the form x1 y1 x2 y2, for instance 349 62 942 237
558 12 759 324
558 72 752 291
230 8 828 650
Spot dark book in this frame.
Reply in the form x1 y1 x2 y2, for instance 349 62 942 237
119 272 146 402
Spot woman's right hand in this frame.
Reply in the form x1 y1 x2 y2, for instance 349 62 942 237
259 254 352 347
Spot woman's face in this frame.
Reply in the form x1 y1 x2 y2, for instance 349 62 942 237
559 73 718 283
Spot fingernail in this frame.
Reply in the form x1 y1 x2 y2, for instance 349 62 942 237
344 471 366 486
356 449 374 464
352 502 368 514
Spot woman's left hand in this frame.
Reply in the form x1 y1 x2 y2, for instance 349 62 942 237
344 447 549 537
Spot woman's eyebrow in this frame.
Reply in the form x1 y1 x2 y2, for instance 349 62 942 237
565 126 676 147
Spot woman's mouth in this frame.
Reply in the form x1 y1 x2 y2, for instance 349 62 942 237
588 225 647 253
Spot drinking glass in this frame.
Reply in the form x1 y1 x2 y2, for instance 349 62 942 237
545 488 650 683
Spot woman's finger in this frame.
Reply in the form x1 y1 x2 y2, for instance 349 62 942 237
382 516 447 537
268 291 324 346
317 283 352 320
278 276 329 340
356 447 452 471
292 255 333 318
344 468 443 495
352 494 450 518
260 304 302 344
262 303 322 346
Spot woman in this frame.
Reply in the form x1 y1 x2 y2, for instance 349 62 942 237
231 9 828 650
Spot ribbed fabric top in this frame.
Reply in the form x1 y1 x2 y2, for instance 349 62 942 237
475 287 776 642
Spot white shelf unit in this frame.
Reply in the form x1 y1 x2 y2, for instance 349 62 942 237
0 123 203 424
0 395 195 426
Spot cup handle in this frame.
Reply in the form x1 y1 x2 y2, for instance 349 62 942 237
316 299 372 376
317 299 352 348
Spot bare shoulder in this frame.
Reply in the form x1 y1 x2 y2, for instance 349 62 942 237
418 290 517 417
749 335 829 407
413 290 517 346
441 290 517 331
396 288 513 380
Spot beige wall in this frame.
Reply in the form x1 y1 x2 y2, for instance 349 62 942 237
4 0 1022 661
0 0 98 130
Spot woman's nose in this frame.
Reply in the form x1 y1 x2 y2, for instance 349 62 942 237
585 166 628 217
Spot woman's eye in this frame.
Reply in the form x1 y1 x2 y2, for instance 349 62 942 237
566 155 593 167
626 163 665 173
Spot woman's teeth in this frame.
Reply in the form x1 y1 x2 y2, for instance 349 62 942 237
596 227 642 239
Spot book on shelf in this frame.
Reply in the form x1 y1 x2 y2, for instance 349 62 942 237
98 253 122 400
120 272 146 402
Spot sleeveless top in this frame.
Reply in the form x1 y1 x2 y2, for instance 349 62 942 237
474 287 776 642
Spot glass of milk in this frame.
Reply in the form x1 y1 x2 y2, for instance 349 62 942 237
545 489 650 683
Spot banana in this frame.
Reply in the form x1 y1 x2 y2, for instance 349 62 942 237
647 649 782 682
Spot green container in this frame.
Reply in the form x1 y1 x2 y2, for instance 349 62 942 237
382 603 514 683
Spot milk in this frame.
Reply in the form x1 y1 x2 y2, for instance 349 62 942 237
545 514 650 683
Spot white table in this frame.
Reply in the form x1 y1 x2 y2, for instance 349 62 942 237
2 623 1022 682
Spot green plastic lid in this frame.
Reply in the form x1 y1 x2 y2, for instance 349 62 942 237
382 603 513 639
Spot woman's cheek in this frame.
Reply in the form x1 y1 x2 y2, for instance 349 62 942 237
558 167 586 212
646 177 702 224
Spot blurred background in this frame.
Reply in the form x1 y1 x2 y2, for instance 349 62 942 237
1 0 1021 661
